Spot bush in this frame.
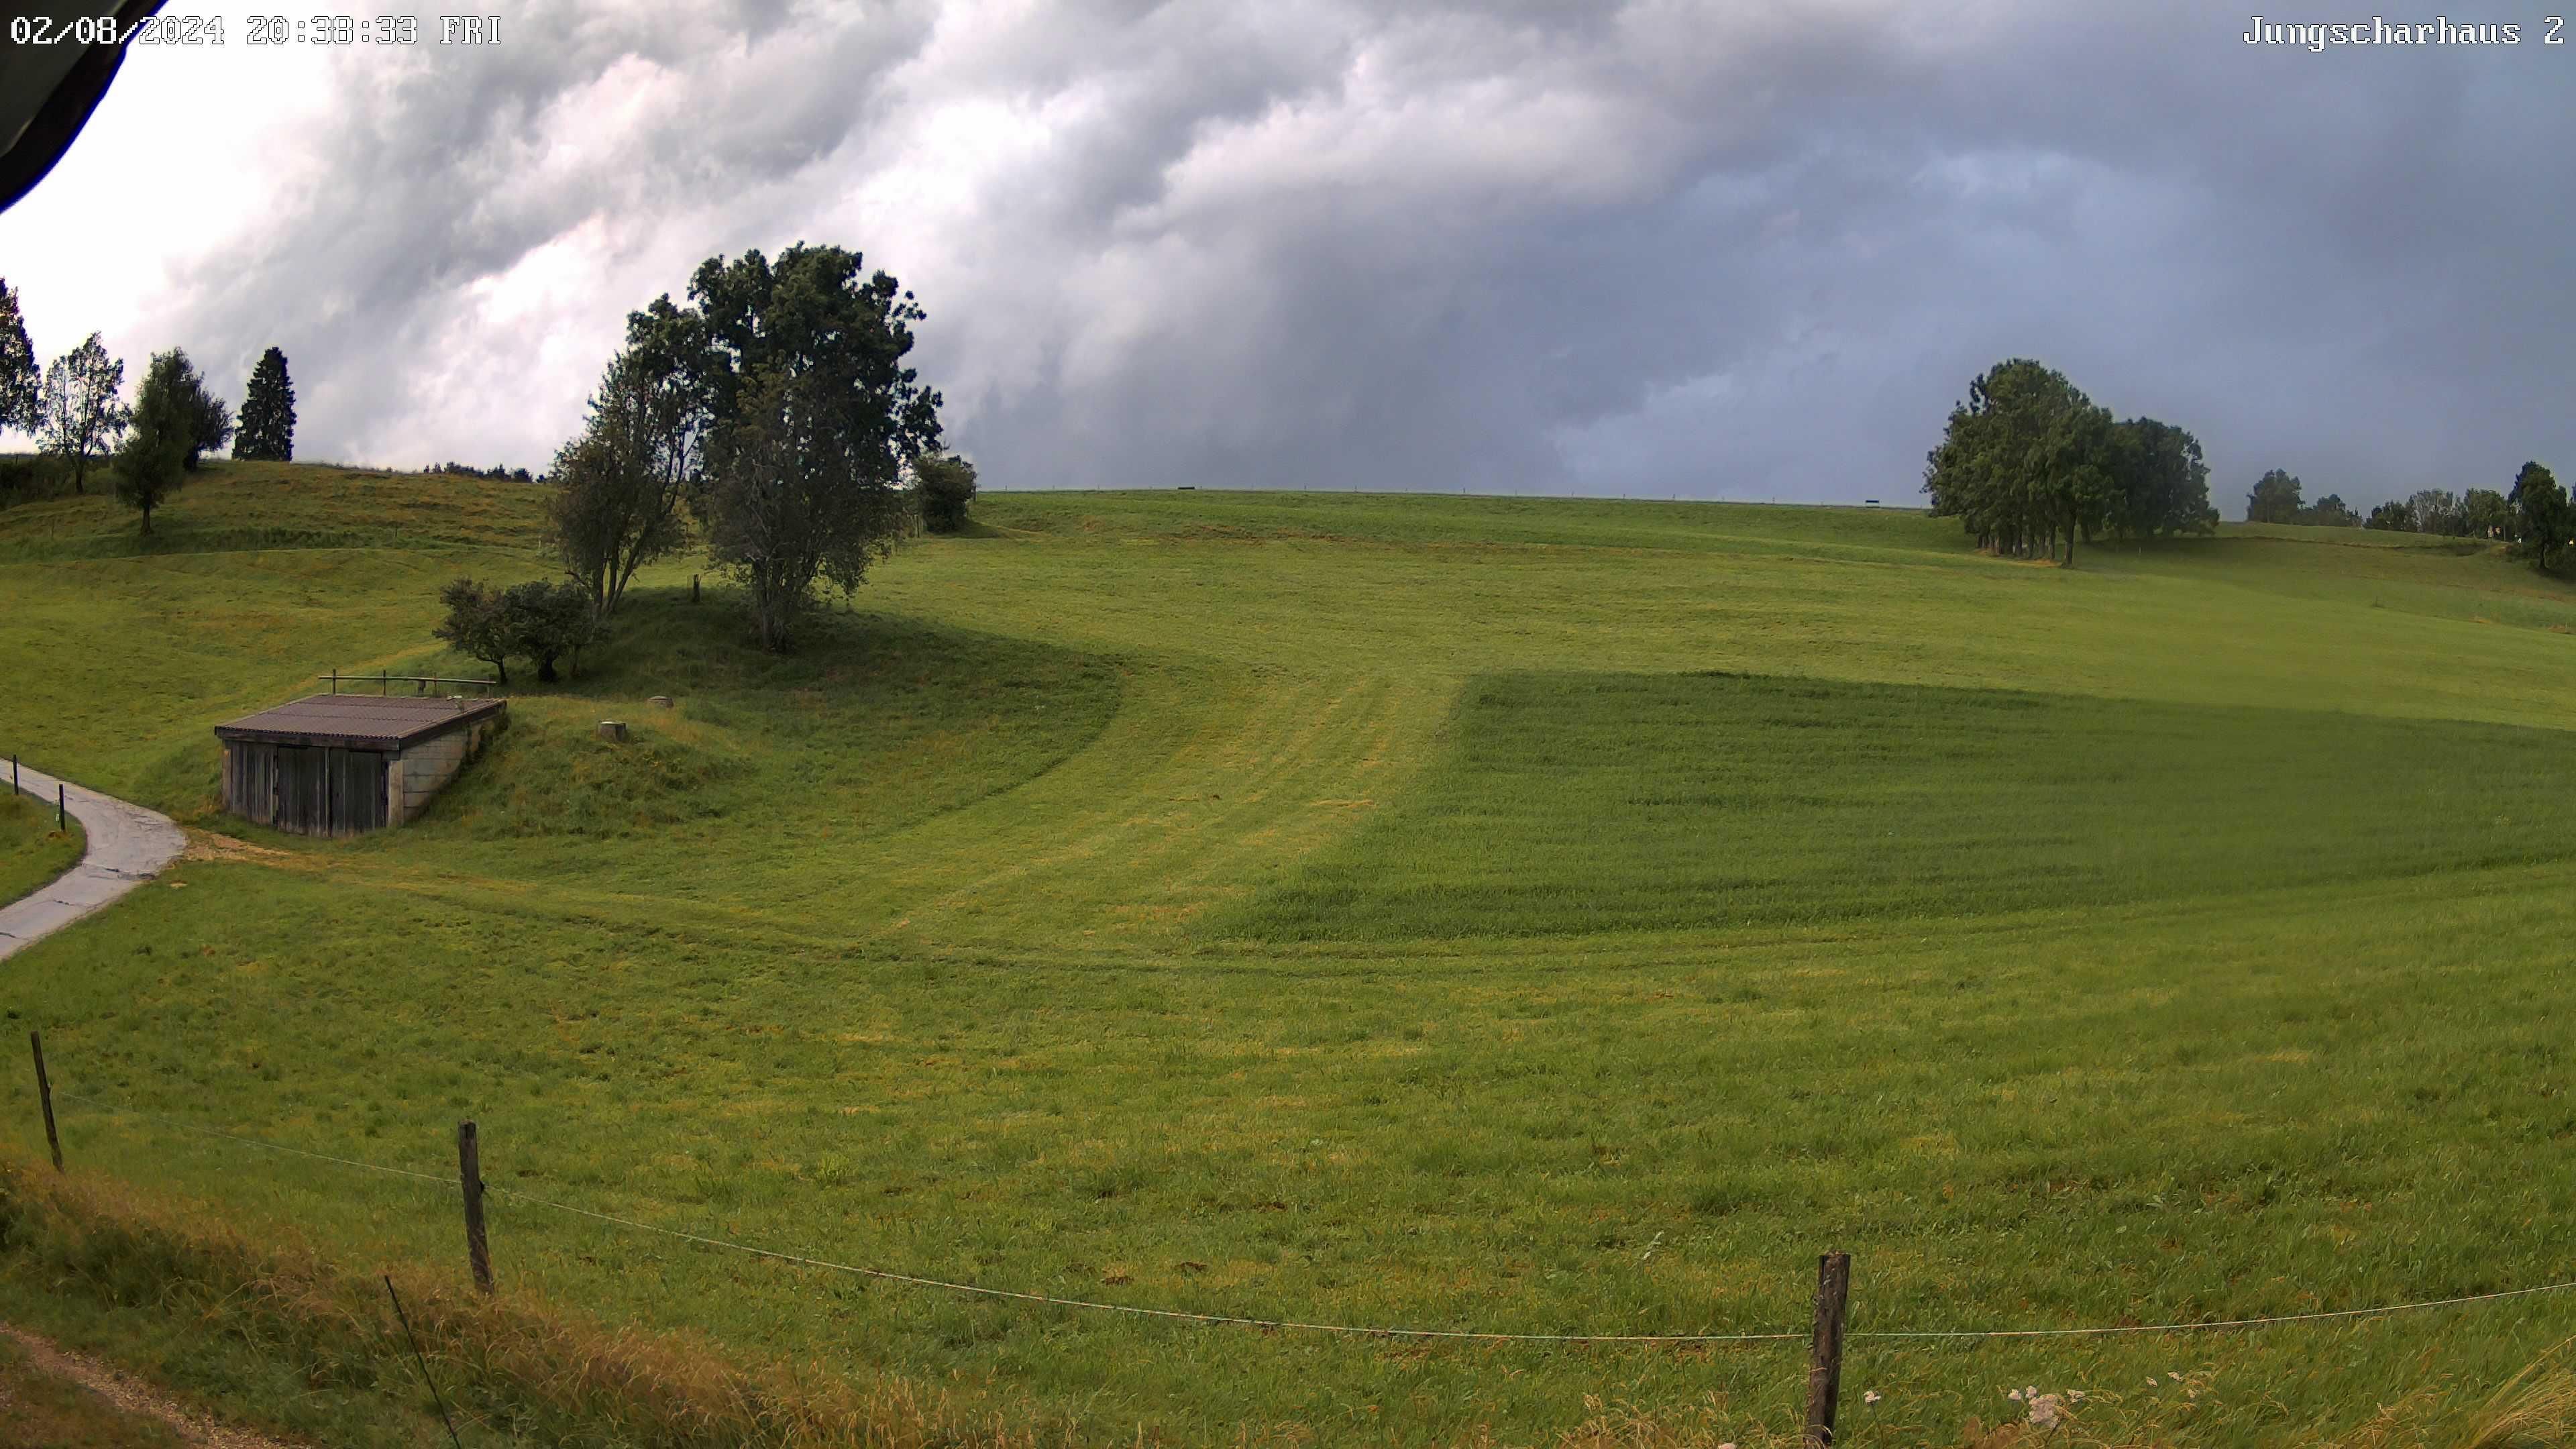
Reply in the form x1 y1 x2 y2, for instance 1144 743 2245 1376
0 452 70 507
433 578 511 686
499 580 596 684
916 453 978 533
433 578 598 686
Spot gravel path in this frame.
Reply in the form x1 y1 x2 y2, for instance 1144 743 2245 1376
0 760 186 963
1 1325 301 1448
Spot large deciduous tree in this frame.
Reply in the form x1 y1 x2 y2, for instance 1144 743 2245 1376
40 329 127 492
2509 462 2569 572
234 346 297 461
546 348 694 616
134 346 228 470
1923 359 2115 564
2244 469 2304 524
39 333 126 495
700 364 924 649
2106 417 2216 539
2405 488 2465 536
628 243 944 650
0 279 39 433
2460 487 2512 539
115 349 221 534
2302 493 2360 527
189 378 232 466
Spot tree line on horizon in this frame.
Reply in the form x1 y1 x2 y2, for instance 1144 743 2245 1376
425 460 537 483
1924 358 2567 579
2241 469 2361 527
2245 463 2569 570
0 278 297 529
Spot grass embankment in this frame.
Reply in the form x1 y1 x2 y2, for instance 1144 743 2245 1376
5 470 2576 1444
0 790 83 909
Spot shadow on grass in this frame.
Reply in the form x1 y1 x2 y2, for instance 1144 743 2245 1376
349 586 1130 843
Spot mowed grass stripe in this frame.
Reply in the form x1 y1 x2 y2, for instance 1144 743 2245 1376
1217 670 2576 941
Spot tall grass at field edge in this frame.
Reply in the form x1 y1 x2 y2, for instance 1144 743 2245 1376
0 1159 1079 1448
12 1153 2576 1448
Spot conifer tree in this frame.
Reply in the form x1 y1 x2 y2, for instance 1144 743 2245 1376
2509 462 2568 572
234 346 297 461
0 279 38 433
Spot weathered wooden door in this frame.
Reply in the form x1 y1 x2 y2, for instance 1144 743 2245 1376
258 745 388 835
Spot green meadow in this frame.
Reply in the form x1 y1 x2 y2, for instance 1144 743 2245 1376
0 790 82 911
5 462 2576 1445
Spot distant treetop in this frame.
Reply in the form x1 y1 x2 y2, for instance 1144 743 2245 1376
425 460 537 483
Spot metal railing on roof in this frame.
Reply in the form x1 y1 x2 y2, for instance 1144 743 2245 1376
320 670 500 696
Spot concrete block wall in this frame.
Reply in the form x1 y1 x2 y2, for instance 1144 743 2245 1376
383 714 502 825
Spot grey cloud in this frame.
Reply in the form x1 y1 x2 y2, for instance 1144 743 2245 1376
131 0 2576 506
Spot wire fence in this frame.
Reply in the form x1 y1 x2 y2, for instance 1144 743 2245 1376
31 1072 2576 1350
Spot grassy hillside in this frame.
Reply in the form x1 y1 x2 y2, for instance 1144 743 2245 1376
5 468 2576 1445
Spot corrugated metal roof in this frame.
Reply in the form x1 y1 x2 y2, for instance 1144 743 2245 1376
213 694 507 751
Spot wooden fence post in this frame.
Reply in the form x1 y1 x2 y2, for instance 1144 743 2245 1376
11 754 17 796
29 1030 60 1171
457 1120 492 1292
1805 1251 1851 1447
690 574 700 604
55 784 64 833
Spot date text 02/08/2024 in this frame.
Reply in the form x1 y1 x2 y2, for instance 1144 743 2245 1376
5 13 502 46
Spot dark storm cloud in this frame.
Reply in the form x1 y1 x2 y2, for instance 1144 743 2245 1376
141 1 2576 504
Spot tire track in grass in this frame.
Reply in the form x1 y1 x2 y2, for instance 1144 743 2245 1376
859 661 1454 946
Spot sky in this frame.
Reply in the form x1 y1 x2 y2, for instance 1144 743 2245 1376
4 1 2571 508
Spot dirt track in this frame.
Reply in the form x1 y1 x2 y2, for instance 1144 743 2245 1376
0 1325 301 1447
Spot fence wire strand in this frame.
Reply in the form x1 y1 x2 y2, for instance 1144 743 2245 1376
486 1183 1803 1343
40 1083 2576 1344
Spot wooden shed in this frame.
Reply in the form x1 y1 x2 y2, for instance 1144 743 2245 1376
215 694 506 837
